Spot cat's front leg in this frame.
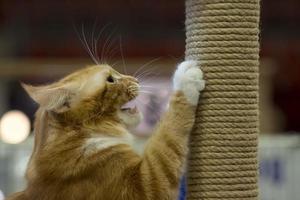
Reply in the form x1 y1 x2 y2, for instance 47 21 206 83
173 60 205 106
138 60 205 200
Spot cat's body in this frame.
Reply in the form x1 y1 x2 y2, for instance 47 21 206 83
7 61 204 200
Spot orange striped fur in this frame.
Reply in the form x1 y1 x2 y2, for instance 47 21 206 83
7 63 199 200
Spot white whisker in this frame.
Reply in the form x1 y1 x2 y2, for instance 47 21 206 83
139 77 160 84
94 23 111 63
133 57 162 77
139 91 154 94
74 23 98 65
101 27 117 63
119 36 127 74
91 19 99 64
81 23 99 65
140 85 157 89
137 71 160 81
111 60 122 68
105 37 118 64
107 45 120 64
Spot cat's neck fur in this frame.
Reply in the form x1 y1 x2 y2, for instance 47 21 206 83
42 107 126 134
26 107 128 182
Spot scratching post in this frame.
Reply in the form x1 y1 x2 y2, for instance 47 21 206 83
185 0 260 199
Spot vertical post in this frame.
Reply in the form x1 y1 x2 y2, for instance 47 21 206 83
185 0 260 199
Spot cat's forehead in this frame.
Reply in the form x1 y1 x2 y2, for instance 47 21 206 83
78 65 110 75
62 65 115 82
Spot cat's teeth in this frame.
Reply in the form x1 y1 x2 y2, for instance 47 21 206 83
129 106 138 114
121 100 135 110
121 103 138 114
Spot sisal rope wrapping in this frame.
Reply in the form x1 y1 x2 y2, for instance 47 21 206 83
185 0 260 199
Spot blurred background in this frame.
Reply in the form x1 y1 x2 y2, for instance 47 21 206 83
0 0 299 200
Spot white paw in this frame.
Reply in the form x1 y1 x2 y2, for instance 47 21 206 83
173 60 205 105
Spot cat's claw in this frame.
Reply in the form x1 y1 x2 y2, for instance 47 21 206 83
173 60 205 105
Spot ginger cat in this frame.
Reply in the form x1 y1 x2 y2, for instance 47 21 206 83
7 60 205 200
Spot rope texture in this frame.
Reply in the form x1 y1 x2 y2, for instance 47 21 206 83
185 0 260 199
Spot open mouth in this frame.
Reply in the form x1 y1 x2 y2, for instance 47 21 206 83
121 99 139 115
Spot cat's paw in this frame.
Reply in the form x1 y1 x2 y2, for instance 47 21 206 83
173 60 205 105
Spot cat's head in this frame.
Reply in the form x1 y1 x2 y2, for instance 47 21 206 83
23 65 142 128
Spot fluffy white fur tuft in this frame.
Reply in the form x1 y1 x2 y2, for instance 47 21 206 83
173 60 205 105
83 134 134 155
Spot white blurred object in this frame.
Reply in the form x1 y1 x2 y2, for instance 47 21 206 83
259 135 300 200
0 189 4 200
0 110 30 144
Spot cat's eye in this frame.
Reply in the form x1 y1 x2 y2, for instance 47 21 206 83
107 75 114 83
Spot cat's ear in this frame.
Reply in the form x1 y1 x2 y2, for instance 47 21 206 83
21 83 75 113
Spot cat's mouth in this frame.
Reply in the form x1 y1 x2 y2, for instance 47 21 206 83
120 83 140 115
118 98 142 128
120 99 139 115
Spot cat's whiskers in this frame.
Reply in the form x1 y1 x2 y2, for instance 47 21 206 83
139 91 153 94
136 69 161 85
74 23 99 65
111 60 122 69
119 36 128 75
140 86 157 89
129 84 153 93
139 77 161 85
137 74 159 85
75 22 126 66
138 85 157 93
133 57 161 77
136 66 160 80
136 71 157 81
81 23 99 65
101 27 117 64
104 36 118 64
90 19 98 64
94 23 111 63
107 46 120 65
